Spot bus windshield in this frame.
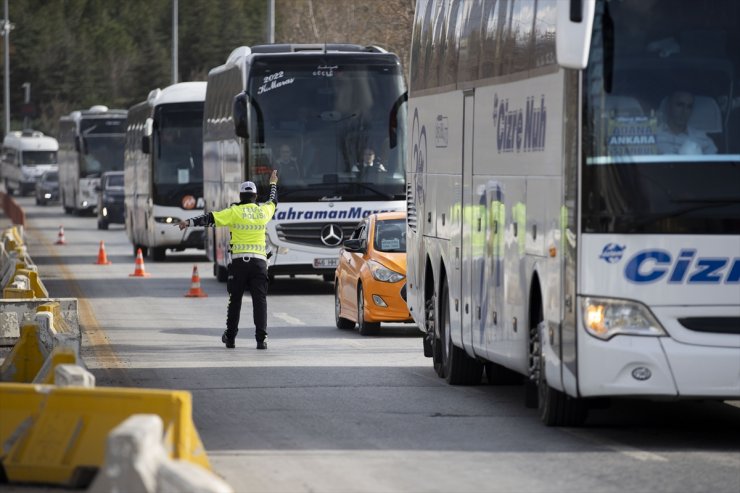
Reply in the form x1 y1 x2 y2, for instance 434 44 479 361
81 136 124 176
21 151 57 166
247 55 407 202
152 102 204 206
582 0 740 234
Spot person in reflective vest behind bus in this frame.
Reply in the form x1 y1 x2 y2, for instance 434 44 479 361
177 170 278 350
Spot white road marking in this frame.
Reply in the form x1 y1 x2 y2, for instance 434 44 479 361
273 312 306 325
562 429 669 462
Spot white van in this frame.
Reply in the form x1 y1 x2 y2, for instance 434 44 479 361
1 130 59 195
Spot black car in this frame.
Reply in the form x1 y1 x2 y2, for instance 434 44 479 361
35 169 59 206
97 171 125 230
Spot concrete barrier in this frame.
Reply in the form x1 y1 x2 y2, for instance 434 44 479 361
0 383 211 487
0 302 81 382
53 362 95 387
0 298 78 346
157 458 233 493
89 414 167 493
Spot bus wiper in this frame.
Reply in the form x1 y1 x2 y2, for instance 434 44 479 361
353 182 394 200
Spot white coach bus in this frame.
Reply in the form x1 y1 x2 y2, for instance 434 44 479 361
58 106 127 214
204 44 407 281
124 82 207 260
1 130 58 196
407 0 740 425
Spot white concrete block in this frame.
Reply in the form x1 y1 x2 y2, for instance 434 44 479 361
156 459 234 493
54 364 95 387
89 414 168 493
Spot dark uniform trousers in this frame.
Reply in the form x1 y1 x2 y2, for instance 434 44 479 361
226 257 269 342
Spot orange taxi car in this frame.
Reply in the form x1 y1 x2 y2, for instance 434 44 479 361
334 211 412 335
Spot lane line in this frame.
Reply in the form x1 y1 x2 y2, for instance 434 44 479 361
273 312 306 326
562 428 669 463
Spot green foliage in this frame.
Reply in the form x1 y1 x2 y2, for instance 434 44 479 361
5 0 267 136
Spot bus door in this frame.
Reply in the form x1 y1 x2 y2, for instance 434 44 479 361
462 91 477 354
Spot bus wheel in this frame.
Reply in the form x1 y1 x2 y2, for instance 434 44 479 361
440 281 482 385
152 247 166 261
335 285 355 330
531 310 587 426
357 285 379 335
426 294 444 377
215 263 228 282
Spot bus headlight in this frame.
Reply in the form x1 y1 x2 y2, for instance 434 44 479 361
368 260 405 283
154 216 181 224
581 297 666 340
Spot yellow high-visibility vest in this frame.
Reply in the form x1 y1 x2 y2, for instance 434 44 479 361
213 202 276 255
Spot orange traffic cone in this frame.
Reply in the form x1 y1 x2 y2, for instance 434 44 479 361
94 240 112 265
55 225 66 245
129 248 151 277
184 265 208 298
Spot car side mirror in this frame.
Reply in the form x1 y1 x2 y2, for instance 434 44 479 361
343 238 365 252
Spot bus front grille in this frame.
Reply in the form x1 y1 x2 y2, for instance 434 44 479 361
276 222 357 248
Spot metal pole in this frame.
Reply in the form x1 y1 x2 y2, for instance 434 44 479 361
268 0 275 43
3 0 10 136
21 81 29 129
172 0 178 84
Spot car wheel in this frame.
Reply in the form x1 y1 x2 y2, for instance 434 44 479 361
357 285 380 336
134 244 149 257
97 219 109 230
335 284 356 330
440 281 483 385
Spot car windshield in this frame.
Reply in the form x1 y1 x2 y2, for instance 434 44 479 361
373 218 406 253
45 171 58 182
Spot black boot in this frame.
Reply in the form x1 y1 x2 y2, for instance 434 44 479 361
256 340 267 350
222 331 235 349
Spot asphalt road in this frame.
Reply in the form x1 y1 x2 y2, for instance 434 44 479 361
6 195 740 493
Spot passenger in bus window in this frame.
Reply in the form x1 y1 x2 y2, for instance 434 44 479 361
352 147 387 174
656 90 718 155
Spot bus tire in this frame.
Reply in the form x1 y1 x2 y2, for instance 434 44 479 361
215 263 228 282
440 281 482 385
531 307 587 426
151 247 166 261
426 294 445 377
357 284 379 335
335 285 355 330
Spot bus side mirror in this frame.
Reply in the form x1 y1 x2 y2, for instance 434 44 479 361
556 0 596 69
141 117 153 154
389 92 408 149
233 92 249 139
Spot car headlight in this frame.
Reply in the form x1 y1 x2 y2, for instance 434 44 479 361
154 216 181 224
368 260 405 283
581 297 667 340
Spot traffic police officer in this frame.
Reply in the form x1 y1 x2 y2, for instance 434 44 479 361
178 170 278 349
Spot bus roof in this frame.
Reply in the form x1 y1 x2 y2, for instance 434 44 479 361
61 106 128 122
2 130 59 151
147 81 207 106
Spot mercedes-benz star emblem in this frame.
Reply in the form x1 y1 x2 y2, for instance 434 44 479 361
320 223 344 247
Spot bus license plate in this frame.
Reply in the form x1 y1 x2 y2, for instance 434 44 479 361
313 257 338 269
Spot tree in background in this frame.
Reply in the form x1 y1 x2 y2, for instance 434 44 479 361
275 0 414 82
1 0 413 137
